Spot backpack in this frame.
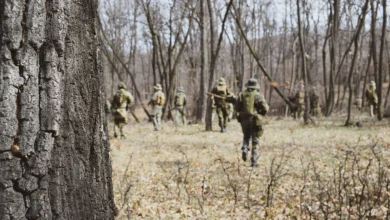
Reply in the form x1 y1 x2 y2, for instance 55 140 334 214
157 91 165 105
175 93 185 106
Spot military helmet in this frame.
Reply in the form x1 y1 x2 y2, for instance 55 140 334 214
154 84 162 91
118 82 127 89
369 81 376 90
245 78 260 89
217 77 226 85
177 87 184 92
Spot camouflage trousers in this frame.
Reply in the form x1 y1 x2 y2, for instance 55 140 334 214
292 104 304 119
369 102 378 117
175 106 187 126
240 118 263 167
310 104 322 117
216 105 229 130
113 108 128 138
152 105 163 131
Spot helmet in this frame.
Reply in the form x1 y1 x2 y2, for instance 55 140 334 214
245 78 260 89
154 84 162 91
177 87 184 92
217 77 226 85
118 82 126 89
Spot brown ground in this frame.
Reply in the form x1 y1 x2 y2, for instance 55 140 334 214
109 113 390 219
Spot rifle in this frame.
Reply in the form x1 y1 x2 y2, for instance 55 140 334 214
206 92 226 99
206 92 237 103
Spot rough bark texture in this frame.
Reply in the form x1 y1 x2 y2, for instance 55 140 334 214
0 0 116 219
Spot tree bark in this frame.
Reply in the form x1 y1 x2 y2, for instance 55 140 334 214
297 0 310 124
377 0 386 120
0 0 116 219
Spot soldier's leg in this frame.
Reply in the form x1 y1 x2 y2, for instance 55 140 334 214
152 113 159 131
240 120 251 162
181 108 187 126
119 123 125 139
113 115 119 138
250 124 263 168
370 104 374 117
216 107 224 132
113 123 118 138
156 108 162 130
175 108 180 126
223 108 229 128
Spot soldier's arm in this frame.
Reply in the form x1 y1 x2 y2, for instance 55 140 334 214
234 93 242 112
255 93 269 115
183 94 187 106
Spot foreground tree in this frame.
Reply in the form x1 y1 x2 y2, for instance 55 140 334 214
0 0 116 219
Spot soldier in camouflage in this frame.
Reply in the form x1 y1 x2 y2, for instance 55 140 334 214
309 86 322 117
235 78 269 168
365 81 378 117
149 84 165 131
174 87 187 126
111 82 134 139
210 77 234 133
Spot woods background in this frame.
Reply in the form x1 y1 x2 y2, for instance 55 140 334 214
99 0 389 125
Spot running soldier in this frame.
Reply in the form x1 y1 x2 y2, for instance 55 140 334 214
235 78 269 168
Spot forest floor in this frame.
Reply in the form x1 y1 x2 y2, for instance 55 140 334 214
109 112 390 219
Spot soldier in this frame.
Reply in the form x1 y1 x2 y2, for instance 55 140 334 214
235 78 269 168
111 82 134 139
174 87 187 126
149 84 165 131
309 87 322 117
210 77 234 133
365 81 378 117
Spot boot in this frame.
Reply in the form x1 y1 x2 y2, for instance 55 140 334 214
251 144 259 168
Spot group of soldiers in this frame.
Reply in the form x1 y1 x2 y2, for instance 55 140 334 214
106 78 268 168
288 84 322 119
106 78 378 168
287 81 379 119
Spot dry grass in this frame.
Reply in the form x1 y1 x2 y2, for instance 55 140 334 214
109 114 390 219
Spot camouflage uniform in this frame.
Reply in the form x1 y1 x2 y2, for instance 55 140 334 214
111 82 134 138
211 78 234 133
289 85 304 119
174 87 187 126
365 81 378 117
309 89 322 117
235 78 269 168
149 84 165 131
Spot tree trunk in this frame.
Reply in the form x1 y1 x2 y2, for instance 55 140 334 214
297 0 310 124
345 0 369 125
0 1 116 219
377 0 386 120
197 0 207 123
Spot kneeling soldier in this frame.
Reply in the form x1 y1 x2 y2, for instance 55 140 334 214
235 78 269 168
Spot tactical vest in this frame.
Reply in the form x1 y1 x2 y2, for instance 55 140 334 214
112 90 124 108
175 93 185 106
216 85 227 96
241 91 256 115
